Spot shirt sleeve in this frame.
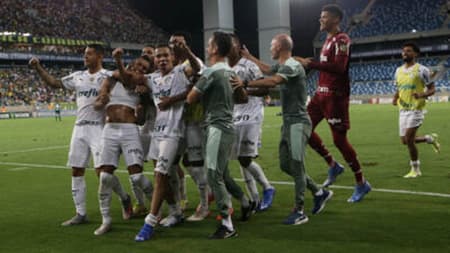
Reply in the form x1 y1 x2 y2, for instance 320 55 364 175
61 71 79 90
419 65 432 85
275 63 299 82
194 72 214 94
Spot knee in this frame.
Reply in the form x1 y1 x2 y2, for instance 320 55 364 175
72 167 85 177
238 157 252 168
128 164 143 175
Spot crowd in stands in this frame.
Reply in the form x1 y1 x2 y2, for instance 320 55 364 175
0 66 75 106
349 0 447 38
0 0 168 44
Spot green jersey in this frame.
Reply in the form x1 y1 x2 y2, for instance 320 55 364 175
272 57 310 124
194 62 235 132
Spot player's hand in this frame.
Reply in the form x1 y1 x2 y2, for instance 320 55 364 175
295 57 312 67
240 45 252 59
158 96 173 111
230 75 244 90
392 98 397 106
135 84 149 95
28 57 40 69
112 48 124 61
94 94 109 110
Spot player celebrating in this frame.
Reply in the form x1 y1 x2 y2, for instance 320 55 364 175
134 43 199 241
29 44 128 226
393 41 440 178
233 34 333 224
295 4 371 202
228 34 275 211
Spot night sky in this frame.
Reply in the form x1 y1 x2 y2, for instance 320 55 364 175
129 0 334 59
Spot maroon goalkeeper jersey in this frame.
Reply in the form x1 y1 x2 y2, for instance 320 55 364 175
309 32 351 96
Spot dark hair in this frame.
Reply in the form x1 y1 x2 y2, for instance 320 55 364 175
212 32 232 57
322 4 343 21
140 54 152 64
86 44 105 56
171 31 192 46
402 41 420 54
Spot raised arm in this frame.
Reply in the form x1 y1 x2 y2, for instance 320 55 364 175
29 57 63 89
112 48 147 89
240 45 272 75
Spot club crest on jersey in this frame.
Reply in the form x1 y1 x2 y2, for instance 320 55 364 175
327 118 342 125
339 44 348 52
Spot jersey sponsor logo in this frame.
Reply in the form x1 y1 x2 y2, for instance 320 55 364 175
327 118 342 125
320 55 328 62
398 84 417 90
78 88 99 98
153 89 171 99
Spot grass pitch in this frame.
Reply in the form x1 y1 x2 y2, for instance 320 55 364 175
0 103 449 253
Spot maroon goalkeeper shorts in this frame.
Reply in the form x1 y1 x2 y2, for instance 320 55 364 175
307 93 350 131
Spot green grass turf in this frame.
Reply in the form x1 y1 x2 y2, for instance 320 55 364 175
0 103 449 253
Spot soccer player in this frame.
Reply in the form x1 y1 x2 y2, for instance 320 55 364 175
295 4 371 202
134 43 199 241
186 31 251 239
54 102 62 121
228 34 275 211
393 42 440 178
232 34 333 225
28 44 128 226
93 50 154 235
168 32 211 221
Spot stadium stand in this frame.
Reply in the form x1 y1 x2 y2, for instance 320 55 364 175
0 66 75 106
0 0 167 44
349 0 447 38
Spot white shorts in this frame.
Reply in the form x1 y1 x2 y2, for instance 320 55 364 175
148 137 181 175
399 110 424 137
67 124 104 168
231 123 261 159
184 122 204 162
100 123 144 168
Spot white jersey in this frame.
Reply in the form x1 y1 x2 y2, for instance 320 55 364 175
61 69 111 124
106 81 140 109
148 65 190 138
232 58 265 125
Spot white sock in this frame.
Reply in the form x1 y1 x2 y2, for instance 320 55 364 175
221 215 234 231
424 135 433 144
240 166 259 203
246 162 272 190
410 160 420 172
144 213 158 227
190 166 209 209
98 172 113 224
111 174 128 201
72 176 87 216
130 173 153 206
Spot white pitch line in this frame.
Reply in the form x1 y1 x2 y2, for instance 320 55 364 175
8 167 30 171
1 161 450 199
0 145 68 155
